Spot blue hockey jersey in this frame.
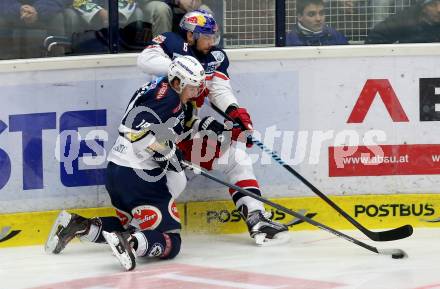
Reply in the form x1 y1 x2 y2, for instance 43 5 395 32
107 77 186 170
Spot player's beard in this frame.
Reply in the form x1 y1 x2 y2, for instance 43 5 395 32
194 39 211 55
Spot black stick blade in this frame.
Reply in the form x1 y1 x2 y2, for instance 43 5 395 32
369 225 413 242
377 248 408 259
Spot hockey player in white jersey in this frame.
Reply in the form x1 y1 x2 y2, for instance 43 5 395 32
137 10 289 245
45 56 229 271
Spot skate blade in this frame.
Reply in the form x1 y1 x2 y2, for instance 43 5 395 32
44 210 71 254
254 233 267 245
255 231 291 247
102 231 135 271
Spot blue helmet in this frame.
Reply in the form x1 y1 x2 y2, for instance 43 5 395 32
179 10 220 45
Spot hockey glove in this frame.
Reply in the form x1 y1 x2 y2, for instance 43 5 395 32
152 141 184 172
199 116 230 143
226 106 254 148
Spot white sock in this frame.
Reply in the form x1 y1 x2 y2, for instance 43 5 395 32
79 223 101 242
133 232 148 257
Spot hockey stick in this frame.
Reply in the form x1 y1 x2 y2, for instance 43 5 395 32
210 103 413 242
284 210 317 227
182 160 407 258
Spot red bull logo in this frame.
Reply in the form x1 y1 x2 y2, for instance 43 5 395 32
187 15 207 26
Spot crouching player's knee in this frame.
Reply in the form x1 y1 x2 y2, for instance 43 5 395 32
160 233 181 259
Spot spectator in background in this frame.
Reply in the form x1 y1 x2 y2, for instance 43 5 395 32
138 0 212 37
68 0 151 53
0 0 71 59
286 0 349 46
369 0 410 25
368 0 418 27
73 0 144 30
365 0 440 43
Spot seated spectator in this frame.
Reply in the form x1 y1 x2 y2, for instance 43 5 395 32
73 0 145 31
0 0 71 59
365 0 440 43
368 0 413 26
138 0 212 37
286 0 349 46
67 0 151 54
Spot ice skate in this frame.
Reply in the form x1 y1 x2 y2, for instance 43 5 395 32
243 208 290 246
45 210 96 254
103 231 136 271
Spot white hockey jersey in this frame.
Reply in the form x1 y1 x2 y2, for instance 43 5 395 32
137 32 238 112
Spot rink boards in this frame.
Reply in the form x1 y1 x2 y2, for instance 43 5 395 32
2 46 440 249
1 193 439 248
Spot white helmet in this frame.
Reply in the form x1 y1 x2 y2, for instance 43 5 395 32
168 56 205 93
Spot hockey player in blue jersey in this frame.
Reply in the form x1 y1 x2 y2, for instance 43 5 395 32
137 10 289 245
45 55 229 271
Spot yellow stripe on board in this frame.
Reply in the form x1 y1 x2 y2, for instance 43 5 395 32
186 194 440 234
1 194 439 248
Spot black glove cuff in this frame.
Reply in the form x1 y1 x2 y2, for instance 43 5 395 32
199 116 215 131
225 104 239 115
